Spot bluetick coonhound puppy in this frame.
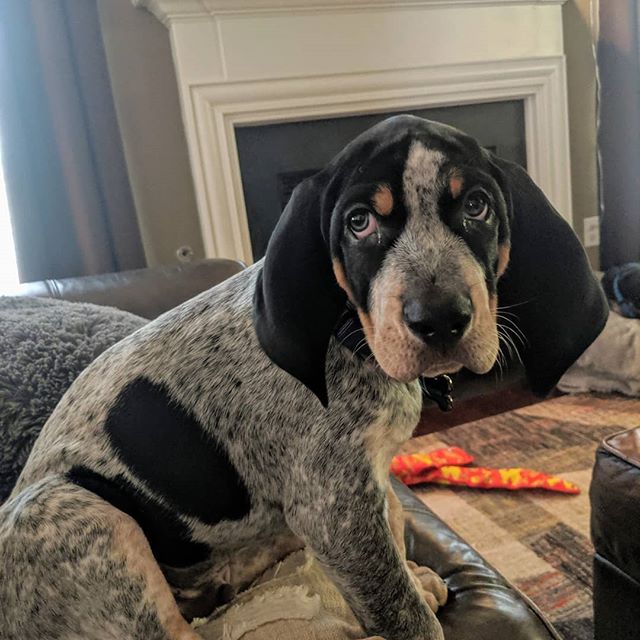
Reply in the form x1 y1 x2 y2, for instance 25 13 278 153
0 116 606 640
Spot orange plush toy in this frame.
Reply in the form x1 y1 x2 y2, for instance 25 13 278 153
391 447 580 494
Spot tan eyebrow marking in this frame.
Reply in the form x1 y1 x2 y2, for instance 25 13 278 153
371 184 394 216
449 171 464 199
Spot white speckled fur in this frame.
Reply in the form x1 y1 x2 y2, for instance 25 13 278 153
1 262 441 640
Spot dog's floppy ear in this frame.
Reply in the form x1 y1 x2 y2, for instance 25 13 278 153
490 155 608 395
254 175 346 407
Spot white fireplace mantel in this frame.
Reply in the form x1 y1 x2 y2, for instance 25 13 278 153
135 0 571 264
136 0 567 24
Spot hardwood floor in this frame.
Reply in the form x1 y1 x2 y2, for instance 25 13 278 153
414 384 544 437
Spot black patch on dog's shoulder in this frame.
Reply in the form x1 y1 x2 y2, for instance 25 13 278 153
104 377 251 526
67 466 211 568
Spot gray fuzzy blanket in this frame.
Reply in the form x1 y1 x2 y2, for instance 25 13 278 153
0 297 146 501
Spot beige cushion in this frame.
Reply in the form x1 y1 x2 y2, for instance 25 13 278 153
195 550 381 640
558 310 640 396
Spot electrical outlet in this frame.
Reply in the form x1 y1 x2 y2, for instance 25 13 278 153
583 216 600 247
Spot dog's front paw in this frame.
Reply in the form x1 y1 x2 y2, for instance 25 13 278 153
407 560 448 613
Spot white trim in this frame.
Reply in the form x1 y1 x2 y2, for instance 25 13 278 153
186 56 572 263
135 0 567 24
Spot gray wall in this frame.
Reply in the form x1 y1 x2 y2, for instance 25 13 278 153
563 0 600 268
101 0 600 268
96 0 204 267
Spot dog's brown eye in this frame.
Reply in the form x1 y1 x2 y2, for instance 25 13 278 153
463 192 490 220
348 210 369 231
347 209 378 239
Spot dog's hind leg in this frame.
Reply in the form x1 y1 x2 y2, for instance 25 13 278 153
0 476 200 640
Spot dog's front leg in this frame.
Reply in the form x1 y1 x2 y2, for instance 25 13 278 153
387 487 448 614
285 479 444 640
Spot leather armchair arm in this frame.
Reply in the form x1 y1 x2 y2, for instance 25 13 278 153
6 259 245 319
393 478 561 640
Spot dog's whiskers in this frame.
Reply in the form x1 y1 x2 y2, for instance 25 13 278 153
496 323 524 366
494 344 506 382
496 300 533 310
353 337 370 356
339 327 365 344
496 311 526 337
502 327 527 352
492 330 514 384
496 314 528 347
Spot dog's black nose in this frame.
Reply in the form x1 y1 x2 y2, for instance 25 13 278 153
403 295 472 349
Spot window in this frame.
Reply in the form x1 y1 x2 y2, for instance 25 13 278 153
0 148 19 289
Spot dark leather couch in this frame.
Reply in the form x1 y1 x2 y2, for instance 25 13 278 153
591 428 640 640
11 258 245 320
12 259 561 640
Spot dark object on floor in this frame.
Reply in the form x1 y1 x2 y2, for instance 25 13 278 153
601 263 640 318
1 259 561 639
591 427 640 640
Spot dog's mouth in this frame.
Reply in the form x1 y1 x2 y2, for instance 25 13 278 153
421 361 464 378
357 298 499 384
373 329 498 383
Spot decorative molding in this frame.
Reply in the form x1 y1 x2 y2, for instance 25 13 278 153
187 57 571 263
135 0 567 25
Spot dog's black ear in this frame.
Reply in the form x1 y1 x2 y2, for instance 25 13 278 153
491 156 608 395
254 175 346 407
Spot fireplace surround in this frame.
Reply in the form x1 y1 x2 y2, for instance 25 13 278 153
134 0 571 265
236 101 526 259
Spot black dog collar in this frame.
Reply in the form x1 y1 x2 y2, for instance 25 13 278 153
334 304 454 412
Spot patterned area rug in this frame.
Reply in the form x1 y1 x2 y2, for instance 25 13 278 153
401 393 640 640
